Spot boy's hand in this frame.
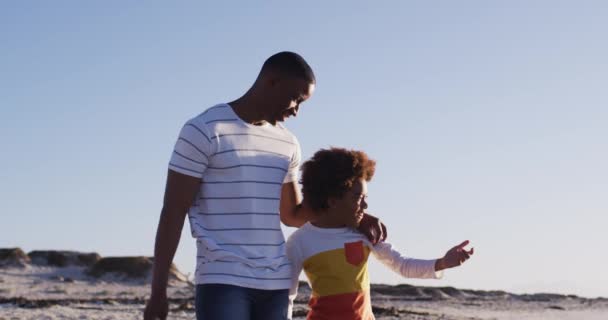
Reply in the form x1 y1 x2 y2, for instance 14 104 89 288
435 240 474 271
357 213 387 244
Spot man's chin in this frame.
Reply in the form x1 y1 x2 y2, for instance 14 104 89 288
273 119 286 125
267 116 283 125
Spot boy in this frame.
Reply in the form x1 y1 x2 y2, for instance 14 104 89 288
286 148 474 320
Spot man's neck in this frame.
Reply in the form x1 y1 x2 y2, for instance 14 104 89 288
229 95 268 126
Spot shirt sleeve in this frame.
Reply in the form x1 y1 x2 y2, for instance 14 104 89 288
168 120 213 178
286 234 304 320
371 242 443 279
283 136 301 184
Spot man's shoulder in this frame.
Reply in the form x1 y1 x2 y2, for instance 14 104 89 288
265 125 299 153
275 123 298 141
188 103 232 125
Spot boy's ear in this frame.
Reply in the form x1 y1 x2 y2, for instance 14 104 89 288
327 197 339 208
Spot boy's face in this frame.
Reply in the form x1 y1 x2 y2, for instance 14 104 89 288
331 178 368 228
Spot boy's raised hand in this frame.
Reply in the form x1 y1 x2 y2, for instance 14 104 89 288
435 240 474 271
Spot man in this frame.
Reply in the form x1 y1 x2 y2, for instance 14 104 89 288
144 52 385 320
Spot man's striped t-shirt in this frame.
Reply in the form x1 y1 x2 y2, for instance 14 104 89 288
168 103 300 290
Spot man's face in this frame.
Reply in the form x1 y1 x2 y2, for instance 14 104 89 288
331 179 368 228
265 76 315 125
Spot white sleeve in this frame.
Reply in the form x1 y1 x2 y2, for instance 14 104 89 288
372 242 443 279
168 120 214 178
286 235 304 320
283 136 301 183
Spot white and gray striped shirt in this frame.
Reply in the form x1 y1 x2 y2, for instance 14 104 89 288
169 103 300 290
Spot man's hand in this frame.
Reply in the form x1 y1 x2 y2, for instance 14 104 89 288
144 170 200 320
435 240 474 271
357 213 387 244
143 293 168 320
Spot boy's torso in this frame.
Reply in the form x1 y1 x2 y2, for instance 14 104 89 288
290 223 376 320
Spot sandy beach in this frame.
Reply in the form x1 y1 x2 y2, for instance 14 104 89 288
1 249 607 320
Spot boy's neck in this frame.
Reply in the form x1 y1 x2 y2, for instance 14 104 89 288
310 211 348 229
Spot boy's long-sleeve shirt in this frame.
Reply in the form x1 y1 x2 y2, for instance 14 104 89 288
287 222 443 320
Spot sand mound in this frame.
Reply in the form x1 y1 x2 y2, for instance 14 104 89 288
422 287 453 300
88 257 187 282
28 250 101 267
518 293 572 302
371 284 514 300
372 284 430 299
0 248 31 268
88 257 152 278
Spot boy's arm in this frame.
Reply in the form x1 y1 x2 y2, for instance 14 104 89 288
371 242 443 279
372 240 474 278
434 240 474 271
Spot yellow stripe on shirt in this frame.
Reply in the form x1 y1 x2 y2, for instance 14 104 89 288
303 245 371 297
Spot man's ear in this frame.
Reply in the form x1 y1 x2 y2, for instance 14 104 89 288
264 71 282 87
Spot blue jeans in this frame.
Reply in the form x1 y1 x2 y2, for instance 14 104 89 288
195 283 289 320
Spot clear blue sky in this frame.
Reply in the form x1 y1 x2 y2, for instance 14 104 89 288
1 2 607 298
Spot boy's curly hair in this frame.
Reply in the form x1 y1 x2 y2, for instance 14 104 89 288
300 147 376 211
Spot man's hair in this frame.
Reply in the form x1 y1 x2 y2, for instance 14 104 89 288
301 148 376 211
261 51 316 84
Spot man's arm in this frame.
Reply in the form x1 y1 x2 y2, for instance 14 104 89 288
279 181 315 227
144 170 201 320
357 213 387 244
